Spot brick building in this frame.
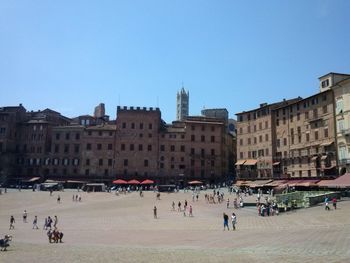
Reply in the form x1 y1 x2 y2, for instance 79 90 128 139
235 99 301 179
235 72 350 180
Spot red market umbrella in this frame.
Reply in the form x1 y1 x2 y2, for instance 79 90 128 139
188 180 203 185
128 179 141 185
112 179 128 184
140 179 154 185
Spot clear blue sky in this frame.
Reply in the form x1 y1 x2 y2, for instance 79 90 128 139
1 0 349 123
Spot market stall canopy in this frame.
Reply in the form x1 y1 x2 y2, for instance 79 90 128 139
234 180 253 187
235 160 246 165
294 179 320 187
188 180 203 185
128 179 141 185
243 159 258 166
318 173 350 188
21 177 40 183
249 180 273 188
264 180 287 187
140 179 154 185
112 179 128 184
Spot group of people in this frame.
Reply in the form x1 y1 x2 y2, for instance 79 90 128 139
170 199 193 217
324 196 337 211
9 212 59 233
223 212 237 231
72 194 82 202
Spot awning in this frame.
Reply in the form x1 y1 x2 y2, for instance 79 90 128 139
22 177 40 183
128 179 141 185
140 179 154 185
188 180 203 185
285 180 304 187
264 180 288 187
112 179 128 184
234 180 252 186
244 159 258 165
311 156 318 161
295 180 320 187
273 162 280 166
321 155 328 160
317 180 335 187
316 173 350 188
235 160 246 165
320 141 334 147
249 180 273 188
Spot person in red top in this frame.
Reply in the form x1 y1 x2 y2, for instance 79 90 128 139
332 197 337 210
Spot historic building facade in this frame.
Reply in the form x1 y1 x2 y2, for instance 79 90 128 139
236 72 350 180
235 99 301 179
324 73 350 174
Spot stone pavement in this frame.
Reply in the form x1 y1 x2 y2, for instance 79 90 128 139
0 189 349 262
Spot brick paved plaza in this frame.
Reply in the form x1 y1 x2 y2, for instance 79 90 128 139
0 189 349 263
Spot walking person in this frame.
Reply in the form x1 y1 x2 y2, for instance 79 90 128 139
325 196 330 211
227 198 230 209
189 205 193 217
54 215 58 228
153 206 157 219
23 210 27 223
47 216 52 230
57 195 61 204
43 217 48 230
9 215 15 230
223 213 229 231
332 197 337 210
231 212 237 230
33 216 39 229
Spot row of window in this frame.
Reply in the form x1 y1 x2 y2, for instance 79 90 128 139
54 144 80 154
121 122 153 130
239 149 269 159
238 95 328 122
87 143 113 151
238 121 269 134
239 134 269 146
55 131 114 140
277 129 328 147
122 159 215 168
276 106 328 126
16 158 80 166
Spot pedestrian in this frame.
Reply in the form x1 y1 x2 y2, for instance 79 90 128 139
72 195 75 202
231 213 237 230
9 215 15 230
33 216 39 229
153 206 157 219
223 213 229 231
78 195 81 202
178 201 182 212
332 197 337 210
325 196 330 211
172 201 175 211
43 217 48 230
57 195 61 203
227 198 230 208
54 215 58 228
23 210 27 223
189 205 193 217
47 216 52 230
